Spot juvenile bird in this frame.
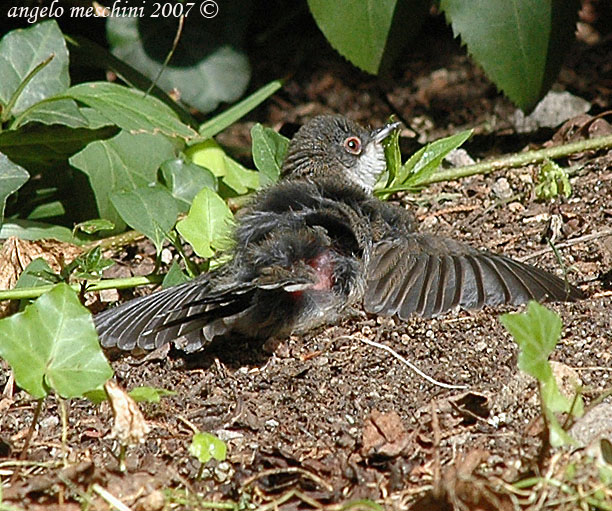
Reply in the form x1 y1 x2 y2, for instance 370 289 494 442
95 115 583 352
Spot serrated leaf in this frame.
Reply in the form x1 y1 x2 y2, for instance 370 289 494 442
176 188 234 258
66 82 197 140
189 432 227 464
160 158 216 209
440 0 581 111
0 283 113 399
110 185 182 253
308 0 389 74
69 131 176 230
0 20 69 116
251 123 289 187
0 154 29 224
107 7 251 113
16 99 88 128
0 124 118 173
308 0 428 74
128 386 176 403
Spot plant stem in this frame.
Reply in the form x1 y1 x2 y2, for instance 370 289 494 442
82 230 145 251
10 398 45 483
0 275 164 302
420 134 612 185
1 54 55 125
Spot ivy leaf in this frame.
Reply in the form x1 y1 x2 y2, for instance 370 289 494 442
0 283 113 399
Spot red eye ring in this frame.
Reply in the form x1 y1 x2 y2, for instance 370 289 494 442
344 136 362 154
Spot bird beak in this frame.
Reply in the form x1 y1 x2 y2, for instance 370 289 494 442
372 121 401 143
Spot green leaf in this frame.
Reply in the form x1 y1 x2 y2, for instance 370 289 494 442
66 34 197 128
198 79 283 139
500 301 570 413
27 200 65 221
66 82 197 140
0 219 78 244
107 7 251 113
176 188 234 258
0 154 29 224
307 0 428 74
0 283 113 399
15 258 56 290
16 99 88 129
61 247 114 280
162 260 190 288
0 20 70 116
189 432 227 464
251 123 290 187
535 159 572 200
376 130 472 196
69 131 176 230
0 124 118 173
160 158 217 210
74 219 115 235
110 185 182 253
185 139 259 195
374 125 401 195
440 0 581 111
128 386 176 403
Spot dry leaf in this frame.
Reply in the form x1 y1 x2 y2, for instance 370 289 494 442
105 380 150 446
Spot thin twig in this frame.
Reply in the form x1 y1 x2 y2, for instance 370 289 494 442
92 483 132 511
351 336 468 390
517 230 612 262
10 398 44 484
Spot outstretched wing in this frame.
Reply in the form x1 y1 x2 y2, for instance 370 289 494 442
94 277 219 352
364 234 583 319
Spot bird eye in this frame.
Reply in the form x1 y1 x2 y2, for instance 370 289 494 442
344 136 362 155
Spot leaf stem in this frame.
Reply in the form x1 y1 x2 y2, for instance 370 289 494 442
1 54 55 124
197 79 284 140
421 134 612 185
0 275 164 302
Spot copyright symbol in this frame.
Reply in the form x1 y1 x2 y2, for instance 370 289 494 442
200 0 218 18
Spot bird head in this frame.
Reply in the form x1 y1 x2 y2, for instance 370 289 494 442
281 115 400 193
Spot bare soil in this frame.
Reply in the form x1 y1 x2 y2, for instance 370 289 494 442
1 12 612 511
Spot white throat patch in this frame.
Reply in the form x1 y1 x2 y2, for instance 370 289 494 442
349 142 386 194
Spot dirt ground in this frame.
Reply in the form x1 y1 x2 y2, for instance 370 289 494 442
1 11 612 511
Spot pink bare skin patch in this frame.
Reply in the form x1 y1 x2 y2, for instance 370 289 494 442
290 250 335 299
